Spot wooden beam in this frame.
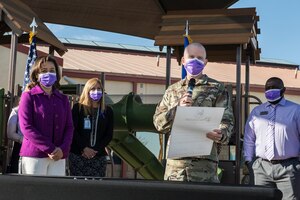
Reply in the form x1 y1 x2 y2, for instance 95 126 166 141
173 44 255 63
166 8 257 16
160 23 254 32
49 46 55 55
161 15 254 26
0 33 49 44
0 8 3 21
154 33 253 46
3 14 22 36
154 0 166 14
250 37 258 50
158 28 252 36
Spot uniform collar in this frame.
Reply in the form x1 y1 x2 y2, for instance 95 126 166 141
30 85 64 99
180 74 208 86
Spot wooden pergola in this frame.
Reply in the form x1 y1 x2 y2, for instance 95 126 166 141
155 8 260 62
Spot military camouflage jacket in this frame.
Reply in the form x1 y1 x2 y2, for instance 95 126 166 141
153 75 234 161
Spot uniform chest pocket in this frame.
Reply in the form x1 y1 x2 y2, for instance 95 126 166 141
194 95 216 107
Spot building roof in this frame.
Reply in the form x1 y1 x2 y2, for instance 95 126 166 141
58 38 166 54
35 44 300 89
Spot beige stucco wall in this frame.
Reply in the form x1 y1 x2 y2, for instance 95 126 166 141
136 83 165 104
136 83 165 95
105 80 132 95
0 46 64 94
62 77 132 95
0 46 28 91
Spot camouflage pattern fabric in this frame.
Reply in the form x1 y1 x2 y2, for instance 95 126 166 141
153 75 234 182
164 158 219 183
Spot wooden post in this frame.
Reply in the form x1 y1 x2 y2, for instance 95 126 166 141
235 45 242 184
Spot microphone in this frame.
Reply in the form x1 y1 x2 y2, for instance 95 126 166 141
187 78 196 96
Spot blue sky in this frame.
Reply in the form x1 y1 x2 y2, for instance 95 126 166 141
47 0 300 65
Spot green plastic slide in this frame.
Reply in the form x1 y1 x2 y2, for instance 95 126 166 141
108 93 164 180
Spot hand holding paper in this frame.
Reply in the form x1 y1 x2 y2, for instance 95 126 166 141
167 106 225 159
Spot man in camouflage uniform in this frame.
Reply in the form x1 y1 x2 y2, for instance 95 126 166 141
153 42 234 183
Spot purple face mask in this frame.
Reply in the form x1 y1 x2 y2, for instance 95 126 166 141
184 58 205 76
265 89 282 102
39 72 57 88
89 90 103 101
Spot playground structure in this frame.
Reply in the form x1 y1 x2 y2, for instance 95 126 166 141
0 88 283 200
0 83 262 184
0 0 263 185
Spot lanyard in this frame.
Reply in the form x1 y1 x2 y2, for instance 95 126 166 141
90 106 100 147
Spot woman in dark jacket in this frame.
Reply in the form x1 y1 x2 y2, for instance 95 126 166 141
69 78 113 177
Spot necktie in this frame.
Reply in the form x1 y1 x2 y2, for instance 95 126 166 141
265 106 277 161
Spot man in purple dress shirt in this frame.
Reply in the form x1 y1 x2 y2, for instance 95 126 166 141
244 77 300 200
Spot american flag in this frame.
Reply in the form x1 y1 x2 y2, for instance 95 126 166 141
22 32 37 91
182 34 192 79
182 20 192 79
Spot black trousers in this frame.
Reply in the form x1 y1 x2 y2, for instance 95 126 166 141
6 142 21 173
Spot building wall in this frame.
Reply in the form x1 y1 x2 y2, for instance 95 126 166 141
62 77 133 94
0 46 28 91
106 80 133 95
136 83 165 104
136 83 165 95
0 46 64 93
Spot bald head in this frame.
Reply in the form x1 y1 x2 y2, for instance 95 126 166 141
184 43 207 59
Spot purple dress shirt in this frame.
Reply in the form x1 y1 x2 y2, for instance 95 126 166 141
18 85 74 158
244 98 300 161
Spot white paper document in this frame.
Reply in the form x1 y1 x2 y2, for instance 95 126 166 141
167 106 225 159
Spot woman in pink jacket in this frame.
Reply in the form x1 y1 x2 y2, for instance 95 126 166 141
18 55 73 176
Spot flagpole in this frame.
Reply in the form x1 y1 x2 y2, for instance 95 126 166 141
181 20 189 79
22 18 38 91
30 17 37 34
185 20 189 35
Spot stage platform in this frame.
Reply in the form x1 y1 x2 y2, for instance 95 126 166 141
0 175 282 200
